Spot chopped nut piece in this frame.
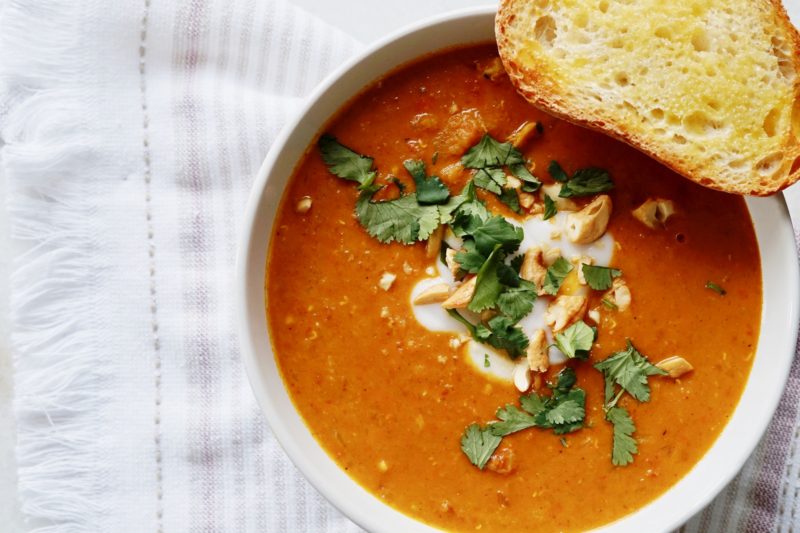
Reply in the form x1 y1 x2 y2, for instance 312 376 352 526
505 175 522 189
541 184 578 211
632 198 676 229
413 283 451 305
545 294 588 332
380 307 390 318
566 195 612 244
520 247 547 293
656 356 694 378
542 245 561 267
587 308 601 323
610 278 631 311
441 276 476 309
426 225 444 258
378 272 397 291
448 101 459 114
526 330 549 372
295 196 312 214
518 192 536 209
377 460 389 472
513 363 532 392
550 229 562 240
506 121 540 148
449 337 465 349
425 266 436 276
478 57 506 81
486 445 516 475
445 248 461 277
402 262 413 275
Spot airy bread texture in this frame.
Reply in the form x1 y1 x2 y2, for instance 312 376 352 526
496 0 800 195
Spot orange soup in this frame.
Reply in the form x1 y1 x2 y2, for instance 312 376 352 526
266 44 761 531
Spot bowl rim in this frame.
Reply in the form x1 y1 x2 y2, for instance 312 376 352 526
236 6 800 532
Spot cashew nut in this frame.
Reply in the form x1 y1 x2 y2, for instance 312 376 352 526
656 356 693 378
520 247 547 293
441 276 476 309
545 294 588 332
527 329 549 372
412 283 451 305
566 194 612 244
632 198 676 229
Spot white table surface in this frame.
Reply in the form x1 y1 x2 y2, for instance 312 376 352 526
0 1 798 530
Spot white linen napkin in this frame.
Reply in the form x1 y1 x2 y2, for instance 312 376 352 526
1 0 799 531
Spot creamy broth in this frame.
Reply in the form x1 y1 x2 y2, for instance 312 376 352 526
266 44 761 531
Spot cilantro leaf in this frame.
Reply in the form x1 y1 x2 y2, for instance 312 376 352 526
551 367 577 397
498 188 521 213
496 287 537 322
471 216 523 256
559 168 614 198
543 389 585 426
460 423 502 470
520 392 548 417
543 194 557 220
554 320 596 359
473 167 507 194
318 135 377 190
509 163 542 191
355 187 441 244
468 246 505 313
474 315 529 359
510 254 524 273
454 240 486 274
594 340 667 403
489 405 539 436
607 406 637 466
403 159 450 205
542 257 573 295
461 134 523 169
448 182 491 237
582 264 622 291
548 160 569 182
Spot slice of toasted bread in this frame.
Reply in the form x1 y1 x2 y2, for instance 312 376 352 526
496 0 800 196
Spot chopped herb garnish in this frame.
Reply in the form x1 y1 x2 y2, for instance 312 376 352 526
462 134 540 196
542 257 574 295
496 286 538 322
705 281 727 296
543 194 557 220
454 240 486 274
355 188 444 244
607 406 637 466
582 264 622 291
468 246 505 313
554 320 596 359
601 297 618 310
559 167 614 198
475 315 529 359
462 134 524 169
460 423 502 469
490 404 539 436
484 354 490 368
594 340 667 404
498 187 521 213
548 160 569 182
403 159 450 205
318 135 377 190
471 216 524 256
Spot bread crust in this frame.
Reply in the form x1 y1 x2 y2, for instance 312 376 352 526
496 0 800 196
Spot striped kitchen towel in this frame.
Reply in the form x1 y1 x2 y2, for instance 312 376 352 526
1 0 799 531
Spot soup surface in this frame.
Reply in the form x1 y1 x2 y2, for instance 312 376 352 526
266 44 761 531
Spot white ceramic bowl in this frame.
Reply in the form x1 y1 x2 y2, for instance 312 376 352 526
237 6 800 531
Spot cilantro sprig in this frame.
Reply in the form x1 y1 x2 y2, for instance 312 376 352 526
462 368 586 469
319 134 377 190
403 159 450 205
548 159 614 197
461 134 541 205
594 340 667 466
543 257 573 295
582 264 622 291
554 320 596 360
